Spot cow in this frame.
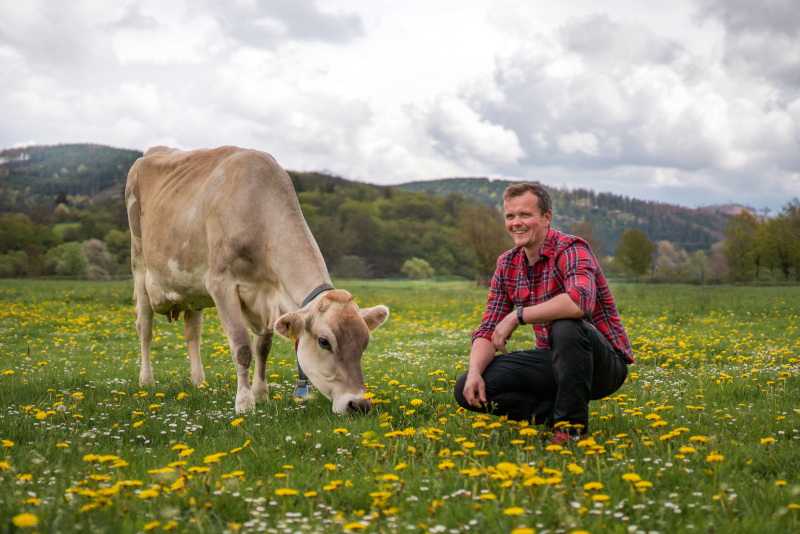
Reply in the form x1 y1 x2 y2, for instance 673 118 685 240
125 146 389 414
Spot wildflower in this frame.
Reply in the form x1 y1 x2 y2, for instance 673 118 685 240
567 464 584 474
324 463 337 471
622 473 641 482
706 452 724 463
679 446 696 454
761 437 776 445
394 463 408 471
203 453 227 464
776 481 787 486
362 393 375 399
438 460 455 470
177 392 188 400
503 506 525 515
304 491 318 497
163 521 179 530
0 460 10 470
12 513 38 527
583 481 604 490
180 449 195 457
333 428 348 434
143 521 160 531
343 522 367 530
231 418 244 427
479 493 497 500
511 529 535 534
592 494 610 501
411 399 423 406
188 467 210 473
2 439 14 447
274 488 299 496
689 436 710 443
139 489 160 499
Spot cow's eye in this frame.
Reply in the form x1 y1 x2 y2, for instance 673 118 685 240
318 337 331 351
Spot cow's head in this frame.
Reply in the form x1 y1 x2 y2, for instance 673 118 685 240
274 290 389 414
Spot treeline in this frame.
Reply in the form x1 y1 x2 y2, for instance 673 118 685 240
397 178 729 255
610 201 800 283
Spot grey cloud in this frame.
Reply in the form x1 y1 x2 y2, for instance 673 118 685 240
559 14 681 66
111 4 161 30
205 0 364 49
696 0 800 88
0 2 110 67
696 0 800 37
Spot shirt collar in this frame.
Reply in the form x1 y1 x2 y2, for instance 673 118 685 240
539 228 558 259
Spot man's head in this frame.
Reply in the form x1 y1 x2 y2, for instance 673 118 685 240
503 183 553 258
502 183 552 215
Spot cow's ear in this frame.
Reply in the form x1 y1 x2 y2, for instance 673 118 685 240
360 305 390 331
275 312 306 340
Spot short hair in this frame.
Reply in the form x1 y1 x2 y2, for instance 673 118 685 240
502 183 552 215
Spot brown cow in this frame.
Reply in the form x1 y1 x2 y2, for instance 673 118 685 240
125 146 388 413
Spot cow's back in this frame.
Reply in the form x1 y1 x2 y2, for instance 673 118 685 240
126 146 326 315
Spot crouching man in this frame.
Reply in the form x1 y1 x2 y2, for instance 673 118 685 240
454 183 634 445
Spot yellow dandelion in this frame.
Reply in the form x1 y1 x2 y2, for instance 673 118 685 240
583 481 604 490
138 489 160 499
503 507 525 516
231 418 244 427
333 428 348 434
143 521 160 531
274 488 299 496
479 493 497 500
592 494 610 501
12 513 39 528
343 522 367 530
179 448 195 457
304 491 318 497
776 480 787 486
622 473 641 482
511 529 535 534
761 437 776 445
410 399 423 406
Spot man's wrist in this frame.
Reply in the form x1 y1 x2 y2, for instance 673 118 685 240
517 306 525 325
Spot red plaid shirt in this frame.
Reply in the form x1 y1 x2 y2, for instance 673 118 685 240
472 228 634 363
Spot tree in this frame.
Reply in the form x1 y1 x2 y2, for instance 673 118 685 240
708 242 728 282
723 211 759 282
690 250 709 283
761 214 799 281
460 206 513 286
52 242 88 277
614 229 656 279
570 220 605 258
401 258 435 279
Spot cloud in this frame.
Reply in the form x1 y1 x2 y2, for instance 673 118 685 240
696 0 800 88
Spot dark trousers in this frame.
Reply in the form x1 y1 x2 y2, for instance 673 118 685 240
454 319 628 433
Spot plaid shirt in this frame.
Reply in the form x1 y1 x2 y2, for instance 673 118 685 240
472 228 634 363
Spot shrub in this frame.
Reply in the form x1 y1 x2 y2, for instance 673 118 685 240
400 257 435 279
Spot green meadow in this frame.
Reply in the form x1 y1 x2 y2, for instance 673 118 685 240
1 279 799 533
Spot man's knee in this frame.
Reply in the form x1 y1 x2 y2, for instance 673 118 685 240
550 318 583 340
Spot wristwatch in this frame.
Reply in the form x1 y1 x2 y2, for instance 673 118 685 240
517 307 525 325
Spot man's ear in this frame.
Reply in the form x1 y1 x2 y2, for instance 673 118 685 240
275 312 306 340
360 305 390 331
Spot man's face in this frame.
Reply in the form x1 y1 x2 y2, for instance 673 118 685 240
504 192 552 252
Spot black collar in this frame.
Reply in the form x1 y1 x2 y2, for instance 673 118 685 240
301 283 336 308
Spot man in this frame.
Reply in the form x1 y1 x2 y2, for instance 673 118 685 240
454 183 633 444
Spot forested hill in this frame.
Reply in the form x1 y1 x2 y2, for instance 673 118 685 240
395 178 730 254
1 143 729 258
0 144 143 199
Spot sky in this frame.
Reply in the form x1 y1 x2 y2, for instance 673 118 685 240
1 0 799 212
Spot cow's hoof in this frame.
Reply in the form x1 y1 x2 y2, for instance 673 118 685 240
252 381 269 400
139 373 155 387
235 390 256 413
190 372 206 387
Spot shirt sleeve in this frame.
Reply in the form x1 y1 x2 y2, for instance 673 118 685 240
558 240 597 315
471 259 514 343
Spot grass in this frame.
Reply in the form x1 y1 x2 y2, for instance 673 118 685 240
1 279 799 533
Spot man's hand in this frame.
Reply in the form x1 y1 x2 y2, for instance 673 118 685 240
462 372 487 408
491 311 519 355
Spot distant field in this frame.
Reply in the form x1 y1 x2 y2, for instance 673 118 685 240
1 280 799 533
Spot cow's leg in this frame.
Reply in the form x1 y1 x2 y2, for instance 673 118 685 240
185 309 206 387
134 282 155 387
252 333 272 400
207 278 255 413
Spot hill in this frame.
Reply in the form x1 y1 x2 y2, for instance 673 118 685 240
394 178 730 254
